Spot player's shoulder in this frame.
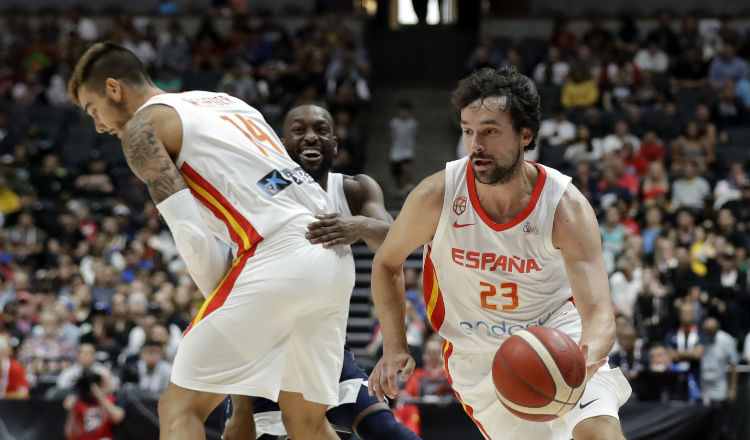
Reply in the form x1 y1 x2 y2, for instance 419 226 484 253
552 182 599 242
404 170 446 209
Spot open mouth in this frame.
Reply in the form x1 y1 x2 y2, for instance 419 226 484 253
472 158 493 168
300 148 322 162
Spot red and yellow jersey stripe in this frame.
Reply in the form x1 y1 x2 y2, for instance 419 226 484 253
423 245 446 332
179 161 263 334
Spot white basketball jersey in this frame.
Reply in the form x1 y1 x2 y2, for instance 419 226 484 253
424 157 574 352
136 91 330 258
326 173 352 216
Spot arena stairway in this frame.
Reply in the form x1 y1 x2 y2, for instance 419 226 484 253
346 230 425 372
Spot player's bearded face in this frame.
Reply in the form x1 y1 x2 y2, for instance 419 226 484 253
470 138 523 185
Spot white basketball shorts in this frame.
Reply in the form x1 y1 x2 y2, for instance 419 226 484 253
170 228 355 406
443 301 632 440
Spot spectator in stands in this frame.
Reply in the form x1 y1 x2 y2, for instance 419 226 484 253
561 63 599 109
573 44 603 82
700 316 738 408
133 339 171 396
670 46 709 90
694 104 718 147
5 210 45 265
641 206 665 257
671 160 711 211
582 14 614 54
601 206 627 274
714 163 749 210
642 160 669 206
602 120 640 157
389 100 418 193
564 124 603 167
601 49 641 109
595 163 633 214
608 324 646 380
156 20 191 74
647 342 678 372
647 12 680 55
465 36 505 72
63 370 124 440
712 79 749 130
633 266 669 343
394 334 452 437
715 209 749 261
17 307 76 386
80 315 123 372
56 342 109 390
723 181 750 229
610 254 642 319
634 41 669 74
0 334 29 399
537 108 576 150
708 42 750 89
533 46 569 86
548 18 578 55
666 302 707 383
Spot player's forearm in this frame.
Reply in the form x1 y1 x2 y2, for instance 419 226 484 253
579 309 615 361
371 256 408 353
357 216 392 253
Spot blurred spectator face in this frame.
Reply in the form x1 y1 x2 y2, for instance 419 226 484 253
101 217 118 234
617 325 637 352
602 166 619 186
678 302 696 327
721 44 735 60
149 324 169 346
77 343 96 369
38 310 60 338
682 161 697 179
717 209 735 230
128 294 148 322
605 206 621 226
547 46 561 62
615 121 629 137
664 102 677 118
576 124 591 140
719 247 736 270
646 161 664 179
424 338 443 369
649 346 671 372
695 105 710 122
282 105 337 181
111 293 127 318
646 207 662 227
403 268 420 290
174 286 193 311
676 243 691 263
702 317 720 341
643 130 658 144
140 343 164 370
676 210 694 228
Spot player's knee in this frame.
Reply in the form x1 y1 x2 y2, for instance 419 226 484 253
573 416 625 440
281 410 329 438
354 408 422 440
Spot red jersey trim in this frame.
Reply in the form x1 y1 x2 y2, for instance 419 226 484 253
466 161 547 231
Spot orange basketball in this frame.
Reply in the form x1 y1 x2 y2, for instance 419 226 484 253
491 326 586 422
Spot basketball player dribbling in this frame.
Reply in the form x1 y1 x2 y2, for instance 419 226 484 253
367 67 632 440
68 42 355 440
222 105 421 440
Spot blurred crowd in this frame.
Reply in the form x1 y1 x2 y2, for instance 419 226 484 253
0 9 371 405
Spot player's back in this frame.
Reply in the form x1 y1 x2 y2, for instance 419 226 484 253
137 91 329 257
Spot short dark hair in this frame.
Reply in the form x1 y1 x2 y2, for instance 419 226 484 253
451 66 542 151
68 41 153 107
76 371 103 404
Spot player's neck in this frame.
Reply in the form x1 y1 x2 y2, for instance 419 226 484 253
126 86 166 116
476 162 538 221
315 171 330 191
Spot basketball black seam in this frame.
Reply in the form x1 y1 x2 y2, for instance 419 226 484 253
497 334 556 408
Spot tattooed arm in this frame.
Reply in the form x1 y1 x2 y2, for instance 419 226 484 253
121 104 186 203
123 105 230 295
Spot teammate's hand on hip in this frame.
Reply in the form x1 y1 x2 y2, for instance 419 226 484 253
367 350 416 402
306 213 363 247
581 343 607 385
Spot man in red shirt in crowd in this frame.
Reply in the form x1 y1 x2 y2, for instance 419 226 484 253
64 371 124 440
0 334 29 399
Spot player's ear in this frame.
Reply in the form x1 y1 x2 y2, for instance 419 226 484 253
519 128 533 148
105 78 121 101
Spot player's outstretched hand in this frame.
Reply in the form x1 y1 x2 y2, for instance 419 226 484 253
368 350 415 402
306 213 364 247
581 344 607 385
